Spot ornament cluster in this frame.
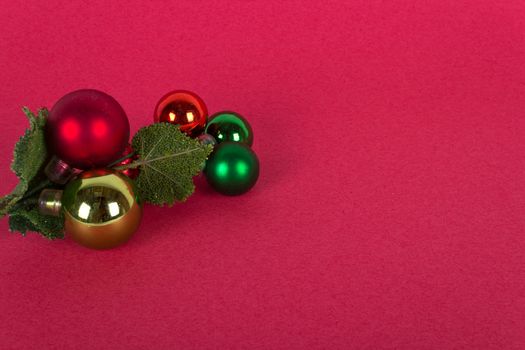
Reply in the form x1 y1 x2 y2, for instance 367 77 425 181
0 89 260 249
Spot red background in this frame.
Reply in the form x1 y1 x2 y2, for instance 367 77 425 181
1 1 524 349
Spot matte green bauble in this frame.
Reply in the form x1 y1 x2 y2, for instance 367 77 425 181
204 142 259 196
205 111 254 146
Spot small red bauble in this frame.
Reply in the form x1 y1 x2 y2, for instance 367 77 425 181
153 90 208 137
115 144 140 179
46 89 130 169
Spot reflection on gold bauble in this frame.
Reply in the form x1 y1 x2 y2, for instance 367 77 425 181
62 169 142 249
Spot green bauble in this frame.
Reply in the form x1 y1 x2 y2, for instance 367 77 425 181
205 111 254 146
204 142 259 196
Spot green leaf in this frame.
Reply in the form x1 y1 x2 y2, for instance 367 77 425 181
0 108 49 217
118 123 213 206
0 183 26 216
8 206 64 239
0 107 64 238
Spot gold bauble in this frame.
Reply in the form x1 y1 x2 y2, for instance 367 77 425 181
61 169 142 249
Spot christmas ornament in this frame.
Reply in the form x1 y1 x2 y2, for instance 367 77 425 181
114 144 140 179
0 89 260 249
39 169 142 249
204 142 259 196
46 89 130 169
153 90 208 137
205 111 254 146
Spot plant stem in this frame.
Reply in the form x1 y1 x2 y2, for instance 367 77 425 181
113 148 201 171
21 179 53 201
11 197 39 212
107 151 136 168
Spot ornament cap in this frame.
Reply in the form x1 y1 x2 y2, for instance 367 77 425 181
45 156 82 184
38 189 63 216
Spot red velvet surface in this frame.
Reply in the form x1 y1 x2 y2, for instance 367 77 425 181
1 1 524 349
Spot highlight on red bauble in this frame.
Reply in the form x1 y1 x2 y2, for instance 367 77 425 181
153 90 208 137
46 89 130 169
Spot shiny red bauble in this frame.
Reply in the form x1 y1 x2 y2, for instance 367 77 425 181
46 89 130 169
153 90 208 137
